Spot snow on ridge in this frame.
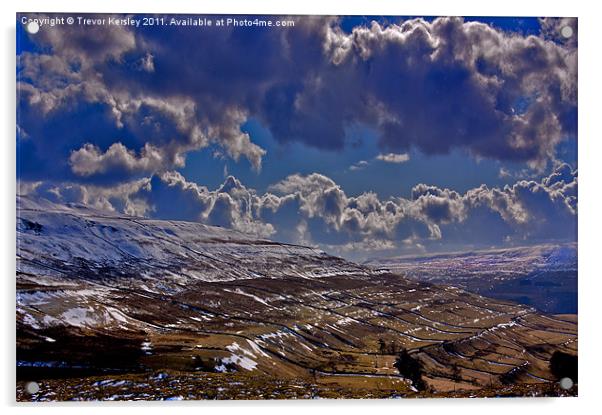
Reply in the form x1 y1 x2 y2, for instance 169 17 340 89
18 195 317 259
18 194 269 244
17 196 375 286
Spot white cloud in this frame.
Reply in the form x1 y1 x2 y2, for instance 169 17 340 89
20 163 577 259
376 153 410 164
349 160 369 171
69 142 165 177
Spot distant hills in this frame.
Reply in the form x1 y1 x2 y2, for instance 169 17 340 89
364 244 577 314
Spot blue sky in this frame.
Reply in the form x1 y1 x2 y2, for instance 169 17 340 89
181 116 577 200
16 14 578 259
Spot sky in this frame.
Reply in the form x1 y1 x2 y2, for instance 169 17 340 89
16 14 578 261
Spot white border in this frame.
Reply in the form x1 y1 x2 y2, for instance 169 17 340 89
3 1 601 414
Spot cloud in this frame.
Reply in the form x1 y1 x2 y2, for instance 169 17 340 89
16 15 578 258
20 163 577 259
134 171 276 238
376 153 410 163
539 17 578 49
499 167 512 178
349 160 369 171
69 142 165 177
461 164 577 241
35 15 137 65
319 17 577 170
349 153 409 171
18 15 576 189
17 16 272 181
138 52 155 73
265 164 576 249
411 185 466 224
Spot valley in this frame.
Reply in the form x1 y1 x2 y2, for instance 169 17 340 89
16 196 578 400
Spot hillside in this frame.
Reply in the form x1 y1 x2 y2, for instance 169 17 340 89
16 196 577 400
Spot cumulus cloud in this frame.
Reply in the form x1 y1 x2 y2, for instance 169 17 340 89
17 15 271 181
18 15 576 187
411 184 466 225
139 172 277 238
35 15 137 65
320 17 577 170
19 162 577 258
69 142 165 177
244 164 575 249
349 153 409 172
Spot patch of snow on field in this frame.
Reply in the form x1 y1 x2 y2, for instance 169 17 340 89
141 341 153 354
106 307 129 324
224 354 257 370
223 288 270 306
495 321 518 329
17 291 61 306
60 307 96 327
247 339 270 357
19 309 41 329
258 330 294 343
336 317 354 326
42 314 60 326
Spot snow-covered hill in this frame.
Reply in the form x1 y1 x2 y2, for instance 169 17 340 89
18 195 371 287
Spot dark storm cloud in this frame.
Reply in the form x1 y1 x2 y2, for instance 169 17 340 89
320 17 577 170
17 14 272 180
18 15 576 185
